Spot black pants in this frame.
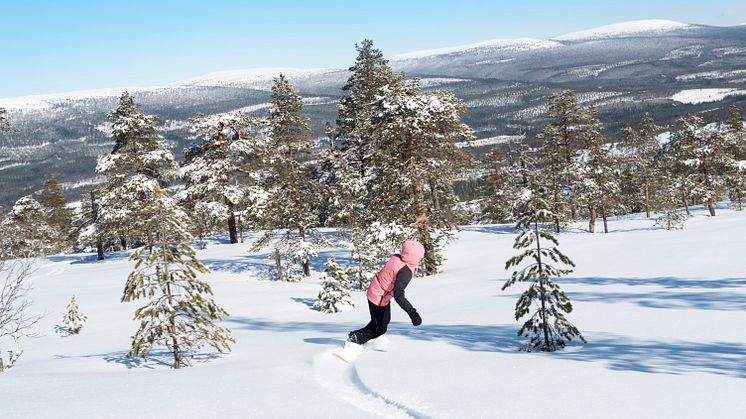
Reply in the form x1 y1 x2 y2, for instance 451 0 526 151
349 300 391 344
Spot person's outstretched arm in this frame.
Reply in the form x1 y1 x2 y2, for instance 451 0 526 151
393 266 422 326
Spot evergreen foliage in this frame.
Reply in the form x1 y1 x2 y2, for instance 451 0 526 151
179 111 263 244
0 107 16 133
503 187 585 352
370 78 473 275
122 181 234 369
0 196 60 258
253 74 322 280
96 92 177 250
62 295 87 335
621 113 662 218
313 257 355 313
40 173 73 248
577 106 620 233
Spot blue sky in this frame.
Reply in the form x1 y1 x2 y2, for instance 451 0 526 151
1 0 744 97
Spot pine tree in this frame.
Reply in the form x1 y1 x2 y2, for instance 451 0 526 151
39 173 73 248
333 40 404 283
72 190 105 260
0 107 16 133
62 295 87 335
544 90 586 221
0 196 60 258
179 111 262 244
621 113 662 218
667 115 726 216
502 186 585 352
370 79 473 275
479 149 515 224
96 92 177 250
122 181 234 369
313 257 355 313
723 105 746 209
577 106 620 233
253 74 322 280
538 125 573 232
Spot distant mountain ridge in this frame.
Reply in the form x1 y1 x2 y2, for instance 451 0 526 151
1 19 745 209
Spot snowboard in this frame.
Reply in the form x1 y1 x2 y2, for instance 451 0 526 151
333 341 364 364
332 336 389 364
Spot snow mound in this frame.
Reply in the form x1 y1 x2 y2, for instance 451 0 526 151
556 19 693 41
671 88 746 104
390 38 562 61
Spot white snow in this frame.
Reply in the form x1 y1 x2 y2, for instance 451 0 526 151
390 38 562 61
671 88 746 104
172 68 332 89
456 135 524 148
556 19 693 41
0 86 166 111
2 205 746 418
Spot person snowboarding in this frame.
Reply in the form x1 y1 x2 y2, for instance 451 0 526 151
347 239 426 346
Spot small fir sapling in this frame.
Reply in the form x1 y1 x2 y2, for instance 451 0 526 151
62 294 87 335
313 257 355 313
503 187 586 352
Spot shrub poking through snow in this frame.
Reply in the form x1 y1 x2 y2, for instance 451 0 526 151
62 295 87 335
313 257 355 313
503 187 586 352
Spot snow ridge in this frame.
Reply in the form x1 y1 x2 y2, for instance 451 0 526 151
390 38 562 61
556 19 693 41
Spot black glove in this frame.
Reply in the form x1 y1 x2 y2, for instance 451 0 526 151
409 309 422 326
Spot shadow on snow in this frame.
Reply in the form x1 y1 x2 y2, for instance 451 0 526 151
224 317 746 378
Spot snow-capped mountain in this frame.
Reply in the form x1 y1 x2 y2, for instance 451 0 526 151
1 20 745 209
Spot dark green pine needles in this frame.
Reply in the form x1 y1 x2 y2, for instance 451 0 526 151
503 188 586 352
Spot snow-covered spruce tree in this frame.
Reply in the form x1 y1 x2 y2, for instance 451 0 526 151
621 113 662 218
479 149 516 224
96 92 177 250
724 105 746 210
370 78 473 275
502 186 585 352
542 90 586 221
40 173 73 249
653 163 688 230
72 190 105 260
313 257 355 313
1 196 60 258
179 112 263 244
122 181 233 369
332 39 404 283
62 295 87 336
667 115 727 217
577 106 620 233
252 74 322 281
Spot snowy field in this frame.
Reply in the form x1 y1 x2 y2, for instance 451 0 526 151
2 205 746 418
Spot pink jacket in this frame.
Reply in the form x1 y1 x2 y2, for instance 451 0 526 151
367 240 426 306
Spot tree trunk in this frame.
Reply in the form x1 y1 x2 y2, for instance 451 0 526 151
274 248 283 281
120 236 127 250
601 205 609 233
683 194 691 216
643 181 650 218
534 217 551 351
90 190 105 260
158 205 180 369
708 202 716 217
226 198 238 244
299 227 311 277
588 207 596 233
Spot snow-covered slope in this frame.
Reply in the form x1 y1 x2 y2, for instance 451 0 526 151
555 19 695 41
390 38 562 61
172 68 332 89
2 205 746 418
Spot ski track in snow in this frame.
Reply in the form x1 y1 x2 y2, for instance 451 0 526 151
312 350 431 419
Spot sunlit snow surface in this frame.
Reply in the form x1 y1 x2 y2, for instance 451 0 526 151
2 205 746 418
